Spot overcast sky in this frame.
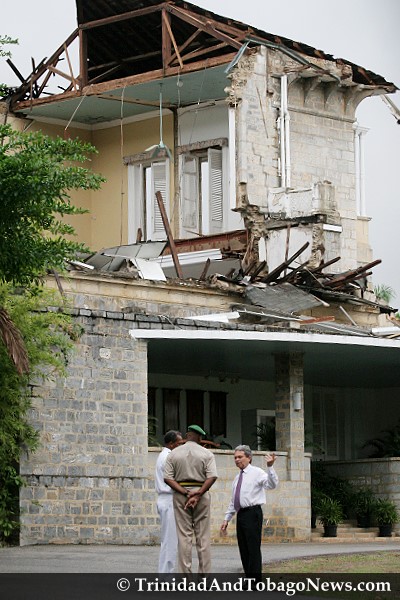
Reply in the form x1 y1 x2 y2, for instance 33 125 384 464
1 0 399 303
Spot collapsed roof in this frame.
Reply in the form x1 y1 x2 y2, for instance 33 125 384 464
7 0 397 123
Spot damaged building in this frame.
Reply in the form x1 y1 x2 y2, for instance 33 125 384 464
4 0 400 545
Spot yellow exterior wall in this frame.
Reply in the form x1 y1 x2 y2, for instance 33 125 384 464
8 111 174 253
90 113 174 250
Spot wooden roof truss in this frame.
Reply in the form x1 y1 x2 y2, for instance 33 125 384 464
11 2 250 108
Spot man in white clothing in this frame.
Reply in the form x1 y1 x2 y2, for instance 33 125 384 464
155 430 182 573
220 445 278 584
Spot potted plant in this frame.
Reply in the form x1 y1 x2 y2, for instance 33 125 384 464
374 499 398 537
353 488 377 528
311 488 326 529
318 496 343 537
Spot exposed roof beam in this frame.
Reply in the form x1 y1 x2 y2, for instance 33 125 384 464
165 5 244 50
178 41 229 65
162 9 183 70
88 51 161 73
13 52 236 111
78 4 164 31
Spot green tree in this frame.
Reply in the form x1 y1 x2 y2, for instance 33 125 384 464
0 124 104 286
0 38 104 540
0 284 82 543
374 284 396 304
0 35 18 97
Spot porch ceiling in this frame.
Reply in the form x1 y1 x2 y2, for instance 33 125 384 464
146 335 400 388
16 67 228 125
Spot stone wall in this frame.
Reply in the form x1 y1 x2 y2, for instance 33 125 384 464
19 294 312 545
230 45 370 273
323 458 400 533
20 310 151 545
148 449 311 546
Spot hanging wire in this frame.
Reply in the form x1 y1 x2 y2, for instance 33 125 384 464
174 62 209 230
120 85 127 245
64 86 90 137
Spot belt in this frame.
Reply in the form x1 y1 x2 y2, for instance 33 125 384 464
178 481 204 487
238 505 262 512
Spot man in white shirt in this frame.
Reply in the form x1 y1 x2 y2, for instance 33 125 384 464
155 430 182 573
220 445 278 583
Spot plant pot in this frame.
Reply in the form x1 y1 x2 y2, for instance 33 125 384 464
311 513 317 529
378 524 393 537
357 514 371 528
323 524 337 538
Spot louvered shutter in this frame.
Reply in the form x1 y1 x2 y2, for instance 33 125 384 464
181 155 199 234
149 160 169 240
128 164 145 244
208 148 223 232
312 390 339 460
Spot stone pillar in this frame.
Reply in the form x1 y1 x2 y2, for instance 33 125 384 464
273 352 310 540
274 352 305 476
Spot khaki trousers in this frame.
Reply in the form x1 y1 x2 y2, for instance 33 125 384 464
173 491 211 574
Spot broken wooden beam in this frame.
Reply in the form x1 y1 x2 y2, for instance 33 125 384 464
261 242 310 284
155 191 183 279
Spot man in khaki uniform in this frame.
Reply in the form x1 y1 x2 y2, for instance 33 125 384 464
164 425 218 574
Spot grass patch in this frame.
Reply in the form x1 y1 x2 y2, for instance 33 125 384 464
264 553 400 599
265 551 400 573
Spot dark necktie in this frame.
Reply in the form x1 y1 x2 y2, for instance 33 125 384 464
234 469 244 512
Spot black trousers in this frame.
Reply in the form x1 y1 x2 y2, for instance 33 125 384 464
236 505 263 582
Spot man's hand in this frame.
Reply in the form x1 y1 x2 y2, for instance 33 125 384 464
185 495 200 510
265 452 276 467
220 520 228 537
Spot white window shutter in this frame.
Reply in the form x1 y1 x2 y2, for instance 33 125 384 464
208 148 223 232
128 164 144 244
150 160 169 240
181 155 199 234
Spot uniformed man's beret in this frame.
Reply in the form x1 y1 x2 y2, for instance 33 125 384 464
187 424 206 436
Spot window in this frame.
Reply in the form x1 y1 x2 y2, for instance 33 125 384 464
163 388 180 432
128 158 170 242
180 147 224 237
186 389 204 431
209 391 227 438
312 390 339 460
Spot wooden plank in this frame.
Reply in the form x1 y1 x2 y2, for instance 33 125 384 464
299 316 336 325
322 259 381 288
11 29 79 103
171 29 201 64
309 256 341 274
155 191 183 279
162 8 172 73
64 44 78 92
166 4 243 50
162 10 183 70
199 258 211 281
262 242 310 284
79 28 88 88
176 41 229 65
79 5 162 31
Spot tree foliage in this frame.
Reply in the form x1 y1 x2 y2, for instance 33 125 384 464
0 35 18 97
0 284 82 543
0 124 104 285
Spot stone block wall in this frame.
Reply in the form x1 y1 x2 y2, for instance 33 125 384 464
20 312 151 545
230 45 367 272
323 458 400 533
19 293 312 545
147 449 311 545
